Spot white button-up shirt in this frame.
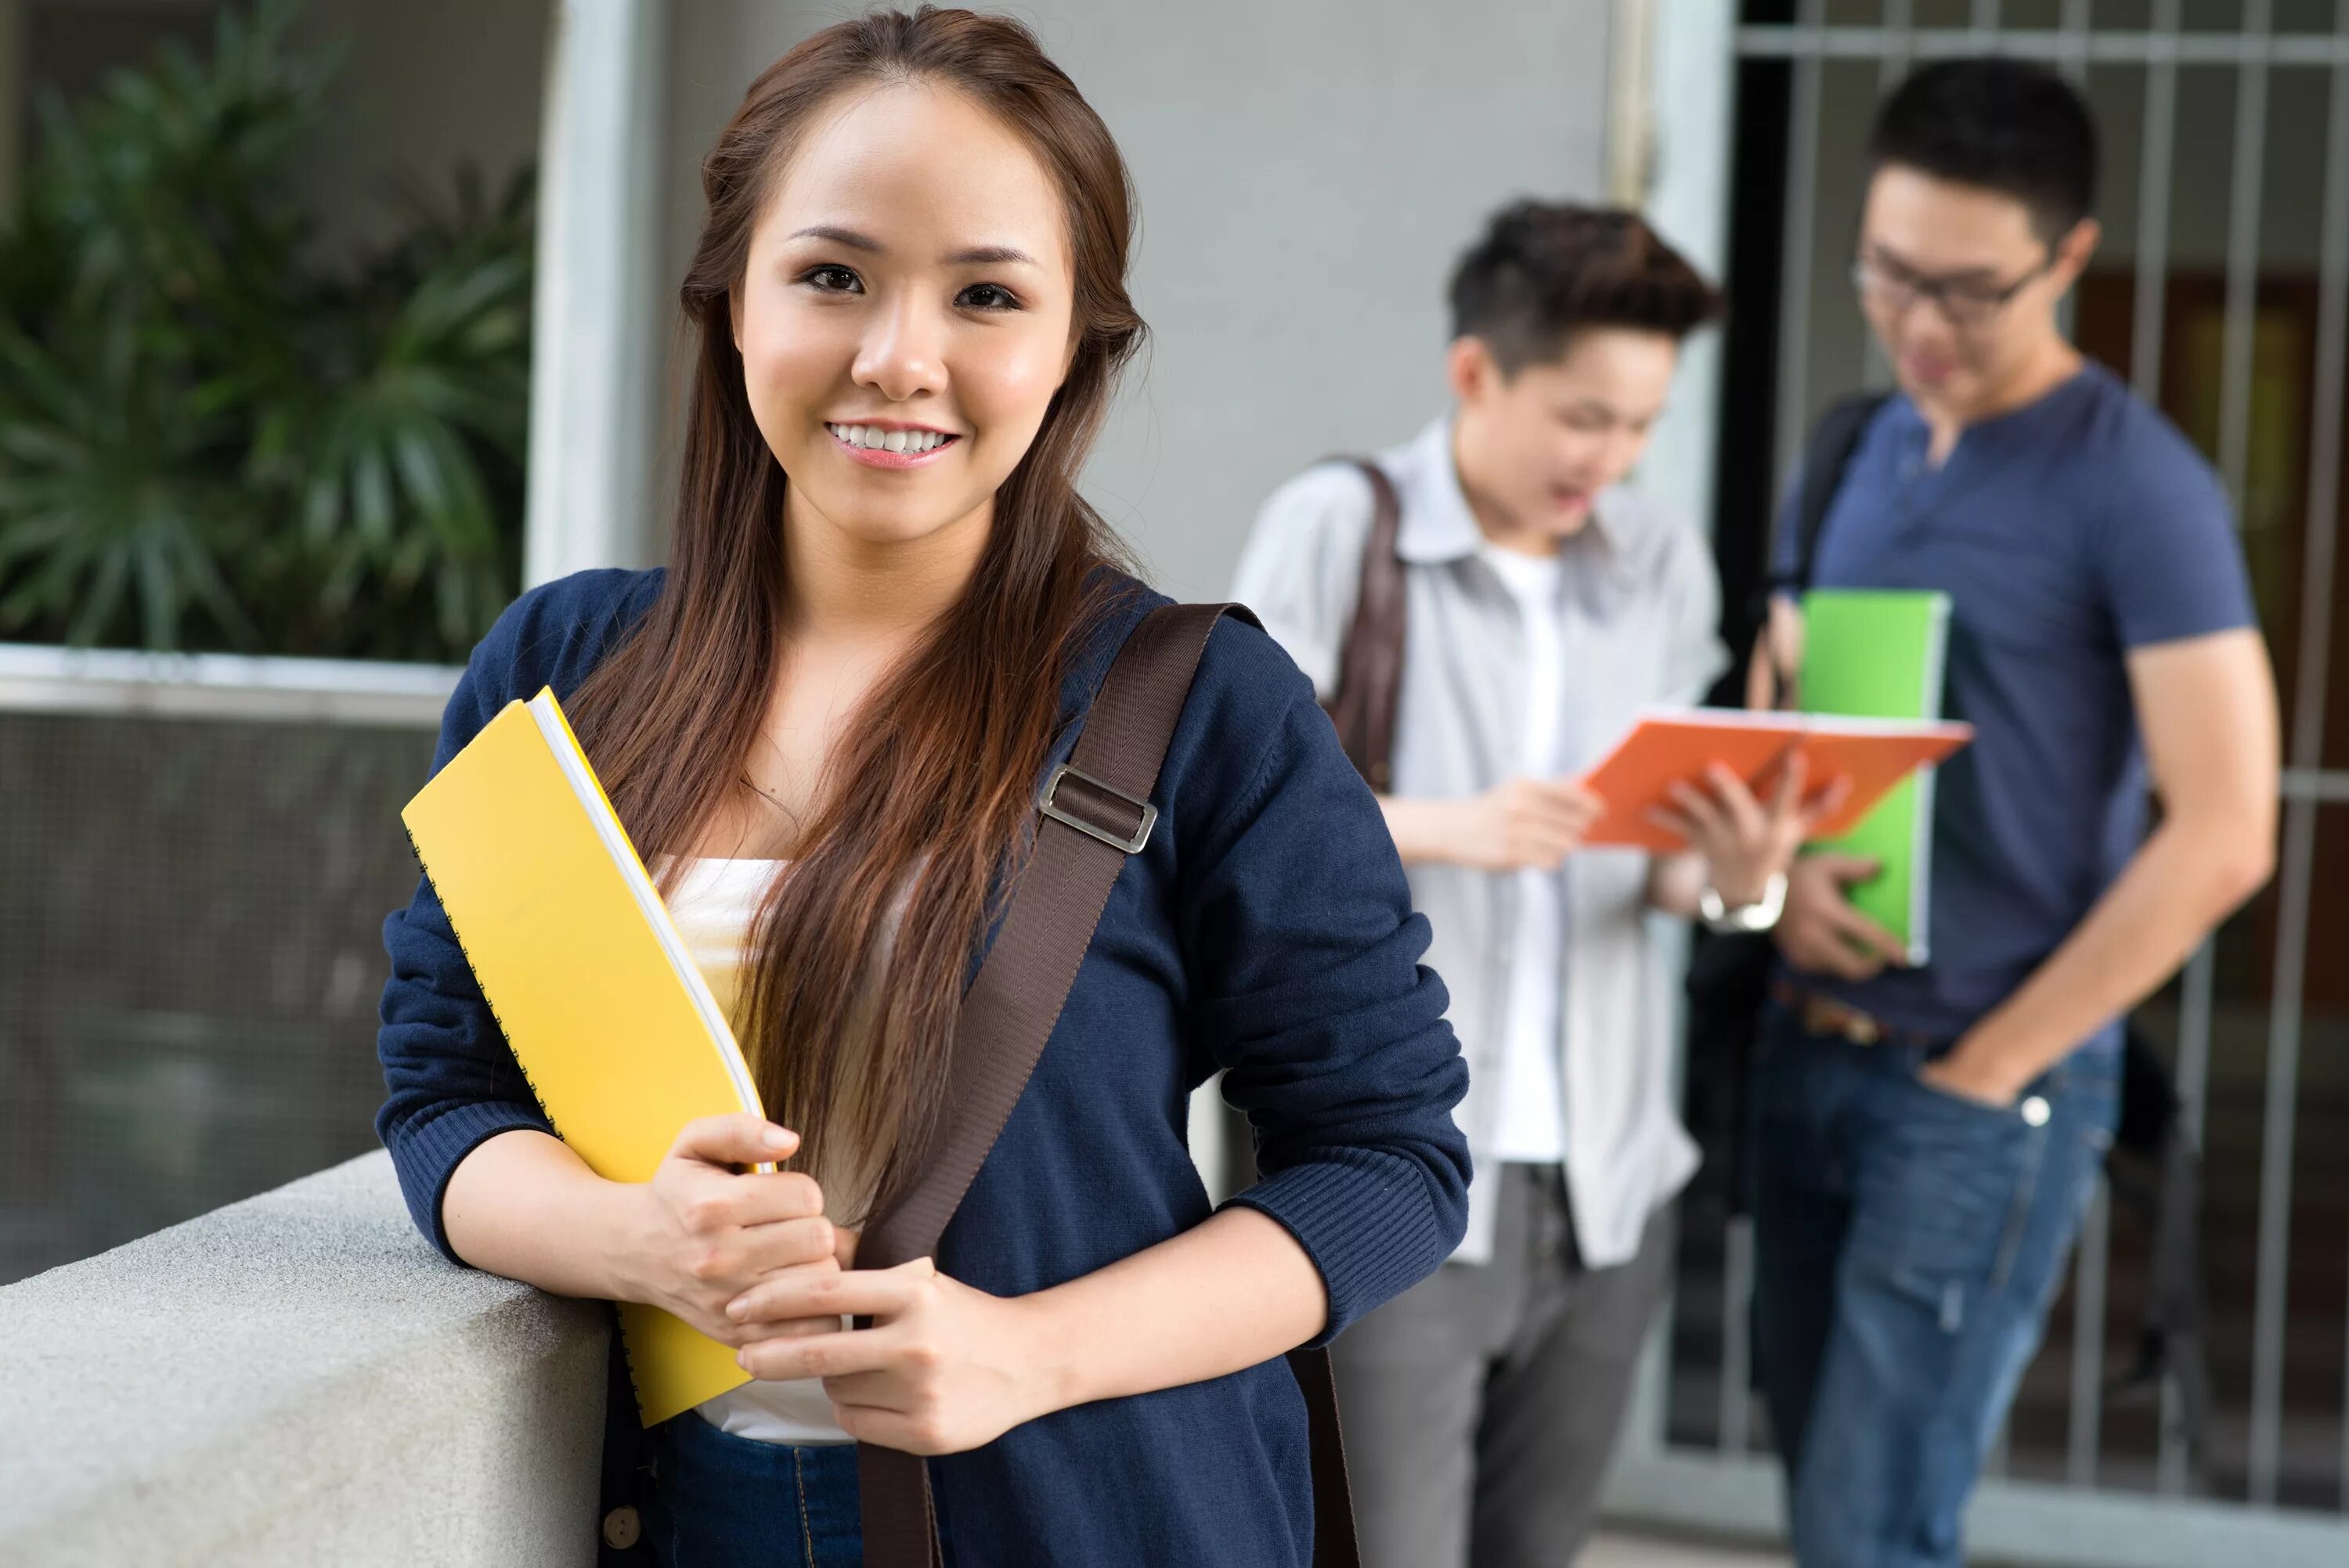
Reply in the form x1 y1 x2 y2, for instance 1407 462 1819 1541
1232 416 1728 1267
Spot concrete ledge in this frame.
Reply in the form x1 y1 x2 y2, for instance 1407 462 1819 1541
0 1152 608 1568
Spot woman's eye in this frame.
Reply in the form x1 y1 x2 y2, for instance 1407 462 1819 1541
956 283 1020 312
802 265 863 294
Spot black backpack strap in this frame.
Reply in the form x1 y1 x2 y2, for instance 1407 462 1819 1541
855 601 1359 1568
1756 392 1889 703
1774 391 1890 597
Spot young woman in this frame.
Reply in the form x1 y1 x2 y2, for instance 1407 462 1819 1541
375 9 1470 1566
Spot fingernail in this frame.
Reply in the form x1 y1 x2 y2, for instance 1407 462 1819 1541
727 1298 747 1320
763 1126 793 1151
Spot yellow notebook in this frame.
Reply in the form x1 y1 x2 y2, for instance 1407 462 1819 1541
401 686 761 1426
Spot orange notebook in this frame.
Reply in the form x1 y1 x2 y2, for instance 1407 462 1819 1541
1578 708 1972 852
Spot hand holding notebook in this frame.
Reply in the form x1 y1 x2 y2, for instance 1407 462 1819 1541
402 686 780 1426
1576 707 1972 855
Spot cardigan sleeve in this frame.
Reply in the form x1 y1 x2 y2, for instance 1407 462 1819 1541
1174 620 1471 1343
373 571 650 1264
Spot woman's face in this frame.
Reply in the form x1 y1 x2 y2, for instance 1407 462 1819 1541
735 82 1077 557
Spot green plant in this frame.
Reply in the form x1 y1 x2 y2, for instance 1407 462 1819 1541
0 0 532 660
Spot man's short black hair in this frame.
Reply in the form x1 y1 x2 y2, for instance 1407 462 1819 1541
1868 58 2100 239
1448 201 1724 377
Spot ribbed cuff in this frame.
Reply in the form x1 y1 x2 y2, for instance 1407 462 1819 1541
387 1098 554 1265
1225 1148 1449 1346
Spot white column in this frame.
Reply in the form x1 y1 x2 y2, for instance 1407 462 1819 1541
525 0 669 584
1633 0 1737 543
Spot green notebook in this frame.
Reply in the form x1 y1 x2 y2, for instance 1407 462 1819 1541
1800 589 1953 963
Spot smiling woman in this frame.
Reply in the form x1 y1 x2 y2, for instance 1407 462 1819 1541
373 9 1470 1568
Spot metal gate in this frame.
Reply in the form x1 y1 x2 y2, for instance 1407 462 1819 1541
1611 4 2349 1563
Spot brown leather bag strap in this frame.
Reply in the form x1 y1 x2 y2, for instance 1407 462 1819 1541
1320 458 1405 790
854 602 1361 1568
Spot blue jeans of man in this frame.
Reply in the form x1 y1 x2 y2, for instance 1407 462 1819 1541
1748 1000 2120 1568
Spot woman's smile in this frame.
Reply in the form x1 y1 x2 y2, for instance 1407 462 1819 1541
824 420 962 469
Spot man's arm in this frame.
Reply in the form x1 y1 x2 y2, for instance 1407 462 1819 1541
1926 628 2278 1104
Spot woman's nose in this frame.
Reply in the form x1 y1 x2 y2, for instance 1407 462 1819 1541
853 296 948 402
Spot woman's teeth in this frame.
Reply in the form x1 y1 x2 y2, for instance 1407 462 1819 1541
827 424 952 453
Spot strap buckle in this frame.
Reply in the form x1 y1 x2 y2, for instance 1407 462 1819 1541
1039 762 1157 854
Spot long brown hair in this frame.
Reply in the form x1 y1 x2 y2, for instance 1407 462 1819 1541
566 8 1144 1224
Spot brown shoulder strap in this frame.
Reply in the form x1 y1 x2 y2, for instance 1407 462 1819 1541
855 602 1359 1568
1320 459 1405 790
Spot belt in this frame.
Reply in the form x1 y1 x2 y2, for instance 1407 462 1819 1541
1770 981 1940 1052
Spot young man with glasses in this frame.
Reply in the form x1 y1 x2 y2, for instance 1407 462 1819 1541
1749 59 2279 1567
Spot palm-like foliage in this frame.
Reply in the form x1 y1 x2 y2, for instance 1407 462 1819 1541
0 0 532 659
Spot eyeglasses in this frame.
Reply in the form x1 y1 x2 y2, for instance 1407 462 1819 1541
1849 251 2056 330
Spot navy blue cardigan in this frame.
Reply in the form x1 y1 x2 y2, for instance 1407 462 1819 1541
377 568 1470 1566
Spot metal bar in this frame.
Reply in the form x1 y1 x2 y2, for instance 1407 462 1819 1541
1772 0 1830 494
2056 0 2093 81
2160 939 2219 1495
2214 0 2305 1508
1880 0 1914 90
2067 1183 2110 1487
2302 0 2349 1521
1736 27 2349 67
1862 0 1914 394
2282 766 2349 799
2320 2 2349 1513
0 643 457 726
1719 1214 1755 1455
2133 2 2183 416
2217 2 2272 519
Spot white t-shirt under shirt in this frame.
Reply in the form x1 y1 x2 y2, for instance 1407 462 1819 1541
659 853 853 1446
1476 542 1570 1166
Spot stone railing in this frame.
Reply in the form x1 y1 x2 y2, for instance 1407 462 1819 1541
0 1152 607 1568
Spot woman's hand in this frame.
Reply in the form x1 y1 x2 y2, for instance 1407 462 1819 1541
611 1113 847 1347
730 1258 1054 1454
1650 755 1847 907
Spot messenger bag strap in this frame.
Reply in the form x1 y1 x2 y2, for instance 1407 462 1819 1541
855 602 1360 1568
1322 457 1406 790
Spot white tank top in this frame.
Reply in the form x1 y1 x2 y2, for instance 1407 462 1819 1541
659 854 853 1446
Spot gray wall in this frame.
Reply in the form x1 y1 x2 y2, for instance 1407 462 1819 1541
660 1 1617 600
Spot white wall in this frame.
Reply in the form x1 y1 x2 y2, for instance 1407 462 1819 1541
657 0 1616 599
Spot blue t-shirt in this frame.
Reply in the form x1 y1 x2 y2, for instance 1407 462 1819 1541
1774 361 2257 1044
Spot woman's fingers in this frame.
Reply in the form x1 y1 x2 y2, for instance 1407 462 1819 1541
737 1214 840 1274
726 1256 932 1327
828 1400 951 1455
739 1325 900 1382
669 1113 798 1170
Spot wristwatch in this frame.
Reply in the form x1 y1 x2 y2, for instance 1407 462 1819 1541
1699 871 1787 935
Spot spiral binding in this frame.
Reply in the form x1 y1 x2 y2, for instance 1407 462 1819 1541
403 821 656 1422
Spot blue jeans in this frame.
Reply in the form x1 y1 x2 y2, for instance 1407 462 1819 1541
1748 1001 2120 1568
641 1416 866 1568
